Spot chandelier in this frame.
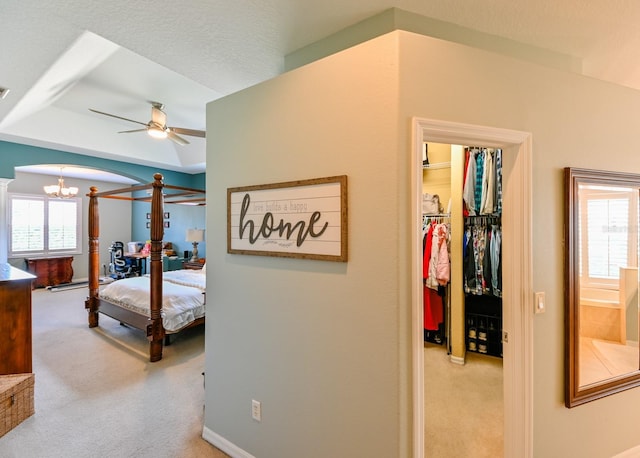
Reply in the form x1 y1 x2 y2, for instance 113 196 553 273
44 169 78 198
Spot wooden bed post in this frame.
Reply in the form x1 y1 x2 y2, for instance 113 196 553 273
85 186 100 328
148 173 165 362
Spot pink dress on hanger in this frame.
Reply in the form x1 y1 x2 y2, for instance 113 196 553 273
423 222 443 331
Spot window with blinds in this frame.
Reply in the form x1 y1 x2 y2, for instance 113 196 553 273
579 185 638 288
9 194 82 257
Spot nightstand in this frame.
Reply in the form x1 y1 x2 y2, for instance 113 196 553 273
182 260 205 270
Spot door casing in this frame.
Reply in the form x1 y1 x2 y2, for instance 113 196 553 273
411 117 533 457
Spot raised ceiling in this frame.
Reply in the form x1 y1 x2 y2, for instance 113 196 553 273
1 1 639 177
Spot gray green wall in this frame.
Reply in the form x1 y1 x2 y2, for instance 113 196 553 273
206 33 403 458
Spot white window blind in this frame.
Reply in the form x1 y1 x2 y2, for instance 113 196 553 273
586 198 629 279
48 200 78 251
579 185 638 287
9 194 82 257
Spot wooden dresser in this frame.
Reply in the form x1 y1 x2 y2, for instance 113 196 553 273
0 264 36 375
26 256 73 288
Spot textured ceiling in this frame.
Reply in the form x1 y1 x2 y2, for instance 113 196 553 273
1 1 639 177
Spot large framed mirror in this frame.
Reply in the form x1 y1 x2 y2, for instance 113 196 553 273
565 167 640 407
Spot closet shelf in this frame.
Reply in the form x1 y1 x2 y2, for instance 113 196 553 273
423 162 451 170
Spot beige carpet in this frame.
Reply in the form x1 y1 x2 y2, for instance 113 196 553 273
424 343 503 457
0 287 228 458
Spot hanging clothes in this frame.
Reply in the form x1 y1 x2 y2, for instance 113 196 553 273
424 221 450 289
480 149 496 215
424 286 443 332
490 224 502 297
435 223 450 286
423 221 443 331
462 147 503 217
495 149 503 215
423 221 435 282
462 148 477 216
422 219 451 333
473 223 486 293
463 218 501 297
482 225 492 295
474 150 484 215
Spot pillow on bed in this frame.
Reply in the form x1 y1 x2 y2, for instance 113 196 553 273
201 263 206 273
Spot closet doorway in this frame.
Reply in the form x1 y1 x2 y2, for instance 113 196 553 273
422 142 504 456
411 118 533 458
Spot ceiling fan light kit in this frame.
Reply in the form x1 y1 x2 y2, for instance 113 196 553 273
148 125 168 139
89 101 205 145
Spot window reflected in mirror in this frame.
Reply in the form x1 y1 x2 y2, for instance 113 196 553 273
565 168 640 407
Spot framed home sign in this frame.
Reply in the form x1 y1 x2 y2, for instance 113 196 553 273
227 175 347 261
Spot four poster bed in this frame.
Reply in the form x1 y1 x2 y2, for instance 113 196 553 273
84 173 206 362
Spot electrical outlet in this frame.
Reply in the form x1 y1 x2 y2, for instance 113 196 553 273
251 399 261 422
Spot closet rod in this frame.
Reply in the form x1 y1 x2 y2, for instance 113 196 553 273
465 215 501 224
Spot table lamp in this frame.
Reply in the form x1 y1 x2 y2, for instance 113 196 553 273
186 228 204 262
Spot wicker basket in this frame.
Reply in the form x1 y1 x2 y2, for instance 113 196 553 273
0 373 34 438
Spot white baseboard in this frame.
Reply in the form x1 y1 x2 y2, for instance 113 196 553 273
202 426 256 458
450 355 465 365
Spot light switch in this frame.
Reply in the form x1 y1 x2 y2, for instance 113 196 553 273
534 292 545 314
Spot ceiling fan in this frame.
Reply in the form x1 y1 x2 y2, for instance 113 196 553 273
89 101 205 146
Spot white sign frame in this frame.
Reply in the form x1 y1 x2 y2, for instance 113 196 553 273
227 176 348 262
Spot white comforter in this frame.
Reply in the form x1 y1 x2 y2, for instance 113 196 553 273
99 275 205 332
161 269 206 291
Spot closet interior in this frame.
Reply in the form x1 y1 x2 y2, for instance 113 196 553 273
422 143 503 360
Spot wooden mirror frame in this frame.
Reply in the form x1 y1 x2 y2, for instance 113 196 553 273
565 167 640 407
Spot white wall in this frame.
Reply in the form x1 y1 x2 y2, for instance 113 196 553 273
205 30 640 457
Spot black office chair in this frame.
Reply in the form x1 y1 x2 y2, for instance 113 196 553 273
108 241 140 279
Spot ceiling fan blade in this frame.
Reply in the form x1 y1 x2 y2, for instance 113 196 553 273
169 127 206 138
151 105 167 126
118 128 148 134
89 109 148 126
167 131 189 146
